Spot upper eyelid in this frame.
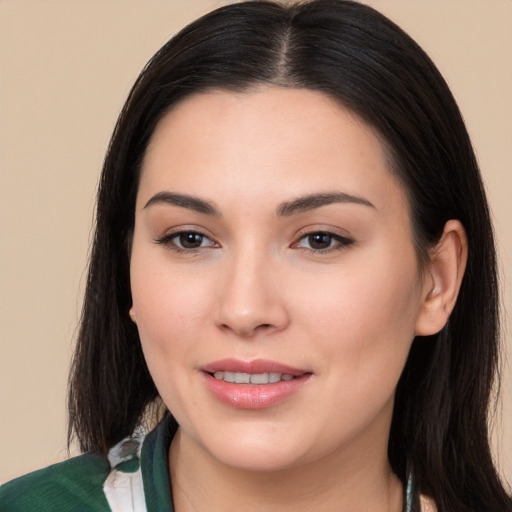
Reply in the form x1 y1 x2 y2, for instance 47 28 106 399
154 228 218 247
156 226 214 240
293 224 353 240
297 229 351 239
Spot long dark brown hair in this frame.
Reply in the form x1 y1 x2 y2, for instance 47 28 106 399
68 1 511 510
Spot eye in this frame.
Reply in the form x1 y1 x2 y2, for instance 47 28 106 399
155 230 219 252
293 231 354 253
175 232 209 249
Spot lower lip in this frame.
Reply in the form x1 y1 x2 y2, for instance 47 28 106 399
202 372 311 409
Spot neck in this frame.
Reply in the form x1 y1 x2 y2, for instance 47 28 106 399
169 428 403 512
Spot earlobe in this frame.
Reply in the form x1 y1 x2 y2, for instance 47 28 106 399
415 220 468 336
129 307 137 323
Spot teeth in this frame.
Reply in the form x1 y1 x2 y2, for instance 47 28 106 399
238 373 251 384
250 373 268 384
269 372 281 383
212 371 296 384
223 371 235 383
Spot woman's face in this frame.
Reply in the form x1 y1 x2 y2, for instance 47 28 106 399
130 88 430 472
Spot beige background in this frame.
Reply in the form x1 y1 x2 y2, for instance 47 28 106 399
0 0 510 487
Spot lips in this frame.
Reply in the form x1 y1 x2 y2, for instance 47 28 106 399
201 358 312 409
202 358 308 375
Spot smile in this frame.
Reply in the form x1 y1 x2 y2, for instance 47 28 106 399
212 371 295 384
201 359 312 409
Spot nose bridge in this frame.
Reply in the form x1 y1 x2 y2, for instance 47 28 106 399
214 241 288 337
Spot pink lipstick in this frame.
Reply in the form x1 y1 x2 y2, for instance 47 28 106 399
201 358 312 409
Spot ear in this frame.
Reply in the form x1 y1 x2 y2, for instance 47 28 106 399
415 220 468 336
129 306 137 323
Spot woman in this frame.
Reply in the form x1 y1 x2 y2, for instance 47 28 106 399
1 1 510 511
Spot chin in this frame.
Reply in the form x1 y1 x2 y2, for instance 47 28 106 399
188 423 310 473
210 443 304 473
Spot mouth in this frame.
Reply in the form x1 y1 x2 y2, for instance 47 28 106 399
201 358 309 381
201 358 312 409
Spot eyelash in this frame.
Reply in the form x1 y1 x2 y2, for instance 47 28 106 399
292 231 354 253
154 229 354 254
154 230 219 253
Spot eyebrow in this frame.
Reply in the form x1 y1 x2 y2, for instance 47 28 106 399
277 192 375 216
143 190 375 217
144 192 220 215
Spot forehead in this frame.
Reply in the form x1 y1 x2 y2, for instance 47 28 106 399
138 87 406 215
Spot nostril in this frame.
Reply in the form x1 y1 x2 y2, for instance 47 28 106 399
219 322 276 337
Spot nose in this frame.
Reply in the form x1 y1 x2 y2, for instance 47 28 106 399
214 251 290 338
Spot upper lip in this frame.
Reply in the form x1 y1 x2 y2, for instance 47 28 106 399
201 358 309 376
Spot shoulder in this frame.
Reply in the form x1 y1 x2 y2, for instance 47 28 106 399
0 453 111 511
0 416 176 512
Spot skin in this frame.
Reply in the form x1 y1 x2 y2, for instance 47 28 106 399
130 87 466 511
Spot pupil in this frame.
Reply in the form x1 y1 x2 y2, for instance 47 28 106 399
309 233 331 249
180 233 203 248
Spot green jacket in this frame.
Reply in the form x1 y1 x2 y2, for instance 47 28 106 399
0 417 174 511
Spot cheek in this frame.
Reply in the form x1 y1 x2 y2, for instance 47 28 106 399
298 247 422 384
129 246 211 374
285 254 422 449
130 272 211 421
